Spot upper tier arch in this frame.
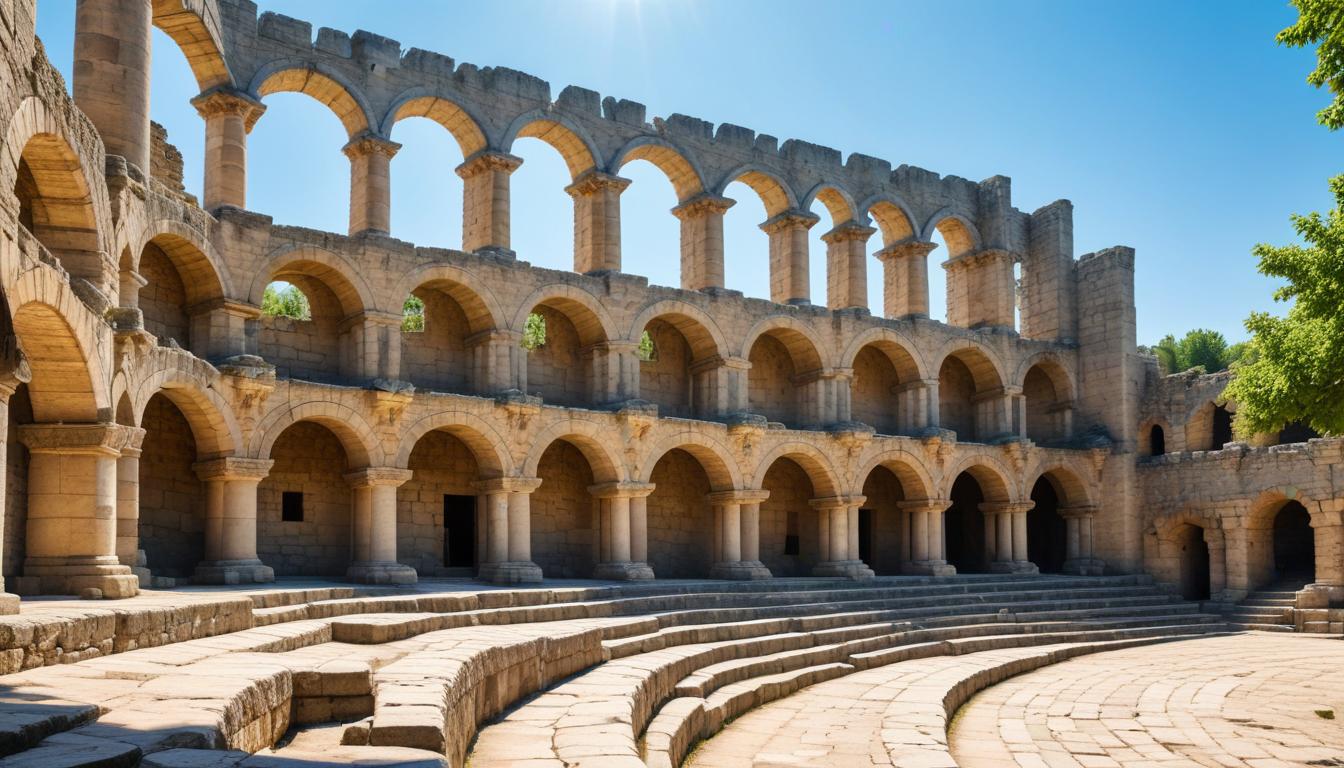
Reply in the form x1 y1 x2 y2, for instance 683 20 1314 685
249 60 377 138
381 89 489 157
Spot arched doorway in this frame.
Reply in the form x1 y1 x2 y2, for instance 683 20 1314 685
258 421 355 576
138 393 206 579
859 465 909 574
1175 524 1211 601
1149 424 1166 456
645 449 714 578
1272 501 1314 582
1027 477 1067 574
531 439 597 577
945 472 987 573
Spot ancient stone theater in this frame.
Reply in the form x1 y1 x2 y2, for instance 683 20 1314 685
0 1 1340 766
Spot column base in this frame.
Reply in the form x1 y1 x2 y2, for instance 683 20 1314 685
710 560 773 580
812 560 875 580
989 560 1040 575
1062 558 1105 576
346 561 418 586
193 559 275 585
902 559 957 576
593 561 656 581
478 561 543 585
1297 583 1344 609
22 557 139 599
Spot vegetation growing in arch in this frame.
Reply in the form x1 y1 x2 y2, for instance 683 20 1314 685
261 283 310 320
401 295 425 332
521 312 546 350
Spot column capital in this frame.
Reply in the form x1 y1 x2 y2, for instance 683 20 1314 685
466 328 524 348
942 247 1017 272
809 494 866 511
191 87 267 131
455 150 523 179
875 239 937 263
587 481 656 499
186 298 263 321
565 169 631 198
759 209 821 235
1059 504 1099 519
970 386 1011 404
193 456 274 482
689 354 750 376
707 489 771 505
979 501 1035 516
0 356 31 399
898 498 953 514
671 193 735 220
820 220 877 245
473 476 543 494
344 467 414 489
586 339 641 356
342 131 402 160
18 423 143 456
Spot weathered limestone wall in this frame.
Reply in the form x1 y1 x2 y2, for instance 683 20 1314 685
759 459 818 577
257 422 352 576
748 335 798 426
139 243 190 348
400 289 471 393
138 394 204 577
399 430 478 575
862 466 906 575
851 346 900 435
531 441 596 578
646 448 713 578
639 320 692 418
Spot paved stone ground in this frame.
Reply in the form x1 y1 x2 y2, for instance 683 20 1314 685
686 634 1344 768
950 633 1344 768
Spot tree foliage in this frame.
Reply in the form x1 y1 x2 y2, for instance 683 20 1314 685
1150 329 1247 374
1225 175 1344 437
636 330 656 362
521 312 546 350
402 295 425 333
261 283 310 321
1278 0 1344 130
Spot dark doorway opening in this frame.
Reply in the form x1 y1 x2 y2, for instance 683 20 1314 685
945 473 987 573
1273 501 1314 581
1212 405 1233 449
1027 478 1067 574
858 508 873 564
443 495 476 568
1277 421 1319 445
1150 425 1165 456
1177 524 1211 601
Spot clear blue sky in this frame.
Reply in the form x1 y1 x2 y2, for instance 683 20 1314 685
34 0 1343 345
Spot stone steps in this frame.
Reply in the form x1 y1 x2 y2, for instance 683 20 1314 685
1222 582 1304 631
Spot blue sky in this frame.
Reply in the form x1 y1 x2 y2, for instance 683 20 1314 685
34 0 1343 345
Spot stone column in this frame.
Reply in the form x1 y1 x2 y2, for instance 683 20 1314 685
19 424 141 598
972 387 1014 442
896 380 931 433
0 375 26 612
691 356 751 416
193 300 261 362
344 133 401 236
591 482 655 580
477 477 544 584
981 501 1038 574
821 221 876 310
944 248 1017 330
343 311 404 383
74 0 152 172
467 329 525 394
192 89 267 211
810 496 874 579
761 209 820 305
708 490 772 579
874 240 936 319
899 499 956 575
567 170 631 274
1060 504 1104 575
672 194 735 291
810 369 853 427
193 457 276 584
457 151 522 255
345 468 417 585
587 341 641 406
1205 528 1228 600
114 434 149 585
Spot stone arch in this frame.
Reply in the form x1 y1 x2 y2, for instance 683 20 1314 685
935 342 1007 392
1185 400 1233 452
800 182 858 227
754 443 839 576
860 195 919 246
743 317 826 427
128 219 233 302
854 448 935 501
920 209 981 259
942 456 1014 503
637 431 741 491
7 285 107 423
632 300 730 419
249 401 382 468
610 136 705 202
249 60 376 137
501 111 600 179
715 165 797 218
1027 464 1092 507
1153 510 1220 601
250 245 376 318
936 342 1008 441
522 421 624 484
381 90 489 157
629 300 729 362
750 442 840 498
393 411 512 478
1019 355 1075 444
151 1 232 91
1139 419 1170 457
512 284 617 346
740 317 826 373
131 370 241 459
393 263 505 334
840 326 928 380
1246 488 1317 589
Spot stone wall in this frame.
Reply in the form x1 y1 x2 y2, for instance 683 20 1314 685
139 394 204 577
861 466 907 575
258 422 353 576
748 334 797 426
139 243 190 348
399 430 479 574
527 306 588 406
531 440 596 578
646 448 713 578
400 288 471 393
851 346 900 435
639 320 692 418
759 459 818 576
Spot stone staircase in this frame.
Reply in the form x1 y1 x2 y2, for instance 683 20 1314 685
0 575 1226 767
1221 581 1305 632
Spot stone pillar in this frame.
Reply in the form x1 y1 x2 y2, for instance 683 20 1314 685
192 457 275 584
896 380 932 433
19 424 141 598
115 437 149 585
193 300 261 362
944 248 1017 330
760 210 820 305
344 133 401 236
874 240 936 319
477 477 543 584
691 356 751 416
810 369 853 427
591 482 655 580
118 268 147 312
810 496 874 579
345 468 417 585
192 89 266 211
972 387 1014 442
899 499 956 576
588 341 641 406
1060 504 1104 575
981 501 1038 574
457 151 522 255
467 329 526 394
709 490 772 579
0 377 26 612
672 194 734 291
567 170 631 274
821 221 876 310
344 311 404 383
74 0 152 172
1206 529 1228 600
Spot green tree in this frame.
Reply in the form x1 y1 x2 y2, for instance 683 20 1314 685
636 330 656 362
1149 329 1242 374
1225 175 1344 437
261 283 310 320
401 294 425 333
521 312 546 350
1278 0 1344 129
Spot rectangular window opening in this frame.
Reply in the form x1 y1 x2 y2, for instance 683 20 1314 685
282 491 304 522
